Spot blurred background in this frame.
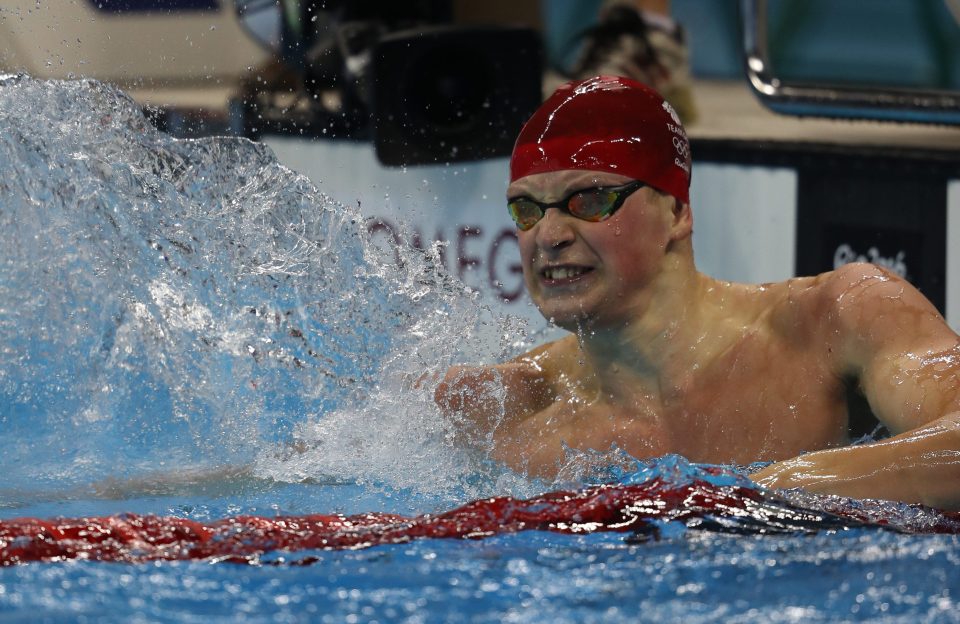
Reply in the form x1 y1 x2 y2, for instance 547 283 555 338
2 0 959 331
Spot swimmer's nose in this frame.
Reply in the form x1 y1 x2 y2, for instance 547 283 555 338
535 208 576 250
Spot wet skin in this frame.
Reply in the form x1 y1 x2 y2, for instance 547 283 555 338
436 170 960 509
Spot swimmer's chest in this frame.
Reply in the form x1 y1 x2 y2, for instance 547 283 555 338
657 341 849 463
501 329 850 466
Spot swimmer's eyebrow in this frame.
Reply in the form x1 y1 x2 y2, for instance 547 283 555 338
505 182 537 200
507 186 586 202
506 180 624 202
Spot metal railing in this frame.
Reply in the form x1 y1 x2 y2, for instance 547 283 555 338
741 0 960 125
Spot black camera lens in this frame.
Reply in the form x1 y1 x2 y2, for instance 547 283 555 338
402 46 493 133
372 26 542 166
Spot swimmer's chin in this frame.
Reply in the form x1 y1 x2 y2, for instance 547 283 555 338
535 306 607 333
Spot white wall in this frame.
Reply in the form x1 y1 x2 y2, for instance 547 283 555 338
947 180 960 331
690 164 797 284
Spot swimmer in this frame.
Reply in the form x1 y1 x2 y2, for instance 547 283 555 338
435 75 960 510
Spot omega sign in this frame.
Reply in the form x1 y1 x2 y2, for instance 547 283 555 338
366 217 525 302
833 243 908 279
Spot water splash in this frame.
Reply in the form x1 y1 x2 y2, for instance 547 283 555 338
0 75 521 500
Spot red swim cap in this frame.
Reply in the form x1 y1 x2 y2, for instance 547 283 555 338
510 75 691 204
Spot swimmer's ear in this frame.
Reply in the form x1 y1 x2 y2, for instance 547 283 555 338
669 198 693 240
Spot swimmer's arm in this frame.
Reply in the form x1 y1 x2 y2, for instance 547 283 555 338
754 264 960 509
751 413 960 509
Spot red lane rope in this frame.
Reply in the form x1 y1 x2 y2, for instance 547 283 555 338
1 479 957 565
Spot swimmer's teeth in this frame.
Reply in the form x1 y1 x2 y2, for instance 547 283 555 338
545 267 585 280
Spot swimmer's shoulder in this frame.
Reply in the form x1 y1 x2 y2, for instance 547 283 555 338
510 335 585 376
794 262 936 323
751 266 869 346
752 263 884 317
764 262 945 352
434 338 574 425
506 335 580 394
816 262 952 349
501 334 606 411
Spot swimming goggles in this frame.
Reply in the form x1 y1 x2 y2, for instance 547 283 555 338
507 180 646 231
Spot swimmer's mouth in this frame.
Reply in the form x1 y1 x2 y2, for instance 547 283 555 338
541 266 593 282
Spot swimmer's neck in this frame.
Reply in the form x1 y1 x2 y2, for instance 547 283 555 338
573 272 748 395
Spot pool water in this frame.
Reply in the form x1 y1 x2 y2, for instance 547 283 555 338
0 75 958 622
0 520 957 623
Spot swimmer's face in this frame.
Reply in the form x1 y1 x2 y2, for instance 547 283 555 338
507 169 677 330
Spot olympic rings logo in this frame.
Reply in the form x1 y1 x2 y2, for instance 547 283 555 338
672 136 689 159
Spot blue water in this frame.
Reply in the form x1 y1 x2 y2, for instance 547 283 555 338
0 75 958 622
